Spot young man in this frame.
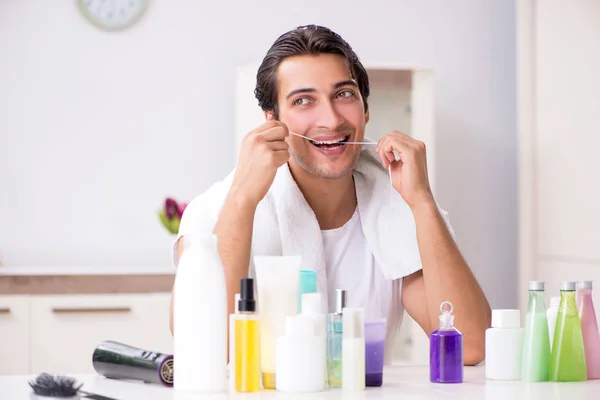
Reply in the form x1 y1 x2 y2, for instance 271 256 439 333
172 25 490 365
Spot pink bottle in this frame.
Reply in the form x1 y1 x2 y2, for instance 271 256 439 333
577 281 600 379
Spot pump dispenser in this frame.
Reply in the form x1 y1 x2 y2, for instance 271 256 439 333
430 301 463 383
234 278 260 392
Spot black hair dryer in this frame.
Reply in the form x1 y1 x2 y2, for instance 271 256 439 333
92 340 173 387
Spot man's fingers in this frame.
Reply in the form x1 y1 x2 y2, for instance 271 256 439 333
267 140 289 152
260 124 289 141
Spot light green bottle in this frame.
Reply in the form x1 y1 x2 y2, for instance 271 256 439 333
521 281 551 381
549 281 587 382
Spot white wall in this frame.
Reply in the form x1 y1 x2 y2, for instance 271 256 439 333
0 1 517 307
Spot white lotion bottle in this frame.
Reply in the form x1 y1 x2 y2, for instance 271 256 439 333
301 293 327 383
173 234 227 392
342 307 365 391
276 315 325 392
228 293 241 392
547 297 560 350
485 309 524 380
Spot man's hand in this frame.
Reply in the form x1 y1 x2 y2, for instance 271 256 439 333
232 120 290 206
376 131 433 208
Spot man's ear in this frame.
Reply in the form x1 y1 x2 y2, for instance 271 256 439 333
265 111 274 121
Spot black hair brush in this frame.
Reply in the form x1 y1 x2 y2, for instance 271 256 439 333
29 373 118 400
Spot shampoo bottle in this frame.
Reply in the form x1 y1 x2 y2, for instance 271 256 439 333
521 281 551 382
276 315 325 392
485 309 524 380
327 289 347 388
547 297 560 351
577 281 600 379
173 234 227 393
549 281 587 382
342 307 365 391
430 301 463 383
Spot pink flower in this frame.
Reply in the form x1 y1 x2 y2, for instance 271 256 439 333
164 198 178 220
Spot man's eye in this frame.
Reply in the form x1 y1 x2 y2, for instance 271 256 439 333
293 98 310 106
337 90 355 98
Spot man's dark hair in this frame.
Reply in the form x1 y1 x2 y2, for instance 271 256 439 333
254 25 370 119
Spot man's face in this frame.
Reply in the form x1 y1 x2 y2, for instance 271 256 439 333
274 54 369 180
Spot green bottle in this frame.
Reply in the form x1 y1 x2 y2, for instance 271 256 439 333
521 281 551 381
549 281 587 382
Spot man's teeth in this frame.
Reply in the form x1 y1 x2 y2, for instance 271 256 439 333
314 137 346 145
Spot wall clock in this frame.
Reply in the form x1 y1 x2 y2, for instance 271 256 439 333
77 0 150 31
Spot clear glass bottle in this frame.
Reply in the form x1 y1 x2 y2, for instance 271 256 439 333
577 281 600 379
430 301 463 383
326 289 346 388
549 281 587 382
521 281 551 381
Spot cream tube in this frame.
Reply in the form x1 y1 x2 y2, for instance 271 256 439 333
254 255 301 389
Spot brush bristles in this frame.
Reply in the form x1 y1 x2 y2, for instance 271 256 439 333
29 373 83 397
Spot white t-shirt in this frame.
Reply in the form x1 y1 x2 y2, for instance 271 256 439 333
322 207 404 363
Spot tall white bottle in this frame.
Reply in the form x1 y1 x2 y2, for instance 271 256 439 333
485 309 524 380
173 234 227 392
342 307 365 391
228 293 240 392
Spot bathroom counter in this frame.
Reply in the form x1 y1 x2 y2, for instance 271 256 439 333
2 365 600 399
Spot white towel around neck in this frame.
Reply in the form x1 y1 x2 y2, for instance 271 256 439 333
175 146 454 314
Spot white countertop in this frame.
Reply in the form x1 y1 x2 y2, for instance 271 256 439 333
2 365 600 400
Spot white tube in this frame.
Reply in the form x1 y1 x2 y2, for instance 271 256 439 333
254 255 301 389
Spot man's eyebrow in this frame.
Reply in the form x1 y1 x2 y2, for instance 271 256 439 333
285 80 359 100
285 87 316 100
333 79 358 89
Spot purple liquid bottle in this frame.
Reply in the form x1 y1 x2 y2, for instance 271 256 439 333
430 301 463 383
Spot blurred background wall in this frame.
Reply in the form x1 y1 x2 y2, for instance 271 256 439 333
0 1 517 308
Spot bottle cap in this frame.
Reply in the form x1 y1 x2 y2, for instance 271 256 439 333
438 301 455 329
491 309 521 328
334 289 347 314
238 278 256 312
561 281 576 291
550 297 560 307
285 315 314 337
577 281 593 290
301 293 322 316
342 307 364 339
528 281 545 291
234 293 241 313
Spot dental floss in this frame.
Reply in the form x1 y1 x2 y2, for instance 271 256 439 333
290 132 395 213
290 131 376 145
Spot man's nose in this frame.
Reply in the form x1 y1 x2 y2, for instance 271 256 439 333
316 101 345 130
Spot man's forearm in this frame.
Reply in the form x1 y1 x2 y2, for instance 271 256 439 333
214 188 257 317
412 199 491 365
